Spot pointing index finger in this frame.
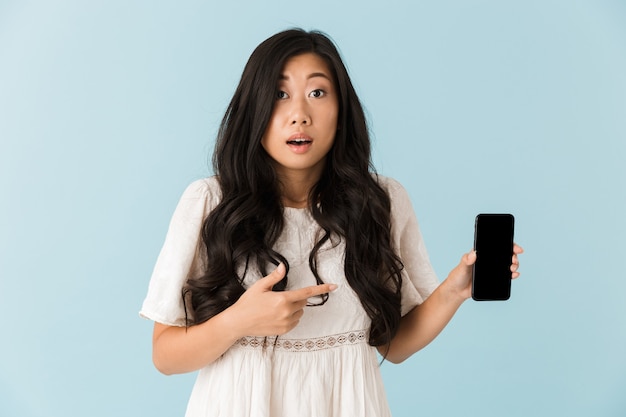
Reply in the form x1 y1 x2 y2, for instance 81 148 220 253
287 283 338 303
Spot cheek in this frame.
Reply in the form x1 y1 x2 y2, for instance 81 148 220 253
326 104 339 129
261 115 280 149
266 112 284 135
328 114 339 134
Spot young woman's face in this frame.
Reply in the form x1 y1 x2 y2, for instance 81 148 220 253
261 53 339 182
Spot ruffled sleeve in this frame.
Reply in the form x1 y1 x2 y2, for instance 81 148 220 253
382 176 440 316
139 178 221 326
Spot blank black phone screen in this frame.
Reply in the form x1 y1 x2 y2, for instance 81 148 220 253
472 214 515 301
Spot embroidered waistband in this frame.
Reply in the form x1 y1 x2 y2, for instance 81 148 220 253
235 329 368 352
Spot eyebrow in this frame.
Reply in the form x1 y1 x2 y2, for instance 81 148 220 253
279 72 332 81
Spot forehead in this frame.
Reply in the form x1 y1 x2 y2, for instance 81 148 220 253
279 53 333 80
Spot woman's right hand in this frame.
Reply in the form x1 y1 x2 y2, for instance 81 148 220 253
227 263 337 337
152 263 336 374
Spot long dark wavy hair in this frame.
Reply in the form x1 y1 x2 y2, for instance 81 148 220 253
183 29 404 349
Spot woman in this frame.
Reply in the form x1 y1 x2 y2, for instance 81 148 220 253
140 28 523 417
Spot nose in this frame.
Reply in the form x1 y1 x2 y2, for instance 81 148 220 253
290 99 311 125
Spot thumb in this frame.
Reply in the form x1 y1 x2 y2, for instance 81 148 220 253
451 250 475 277
464 250 477 266
255 263 287 290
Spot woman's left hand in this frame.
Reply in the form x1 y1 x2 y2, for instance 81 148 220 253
445 244 524 301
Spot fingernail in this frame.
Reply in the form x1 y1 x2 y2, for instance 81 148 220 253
329 284 338 291
277 263 285 274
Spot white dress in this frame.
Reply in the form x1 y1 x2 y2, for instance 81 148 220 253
140 176 439 417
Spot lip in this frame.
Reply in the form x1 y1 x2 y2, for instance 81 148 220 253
286 132 313 154
287 132 313 142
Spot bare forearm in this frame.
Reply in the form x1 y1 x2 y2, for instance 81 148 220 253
152 310 240 375
382 279 466 363
151 265 336 375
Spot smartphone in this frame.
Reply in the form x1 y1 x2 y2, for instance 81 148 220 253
472 214 515 301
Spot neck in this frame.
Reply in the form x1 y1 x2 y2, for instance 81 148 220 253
276 167 323 208
280 177 314 208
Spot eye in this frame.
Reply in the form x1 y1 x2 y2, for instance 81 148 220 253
277 90 289 100
309 89 326 98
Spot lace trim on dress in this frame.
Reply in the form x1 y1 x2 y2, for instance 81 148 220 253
235 329 368 352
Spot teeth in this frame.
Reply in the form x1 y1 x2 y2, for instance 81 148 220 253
288 138 310 144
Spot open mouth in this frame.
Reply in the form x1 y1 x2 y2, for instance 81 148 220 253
286 138 312 146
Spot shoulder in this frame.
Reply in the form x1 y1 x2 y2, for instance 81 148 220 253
373 174 404 194
170 176 223 220
372 174 416 223
372 174 411 204
180 176 222 201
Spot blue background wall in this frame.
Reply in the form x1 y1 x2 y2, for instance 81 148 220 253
1 1 625 416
